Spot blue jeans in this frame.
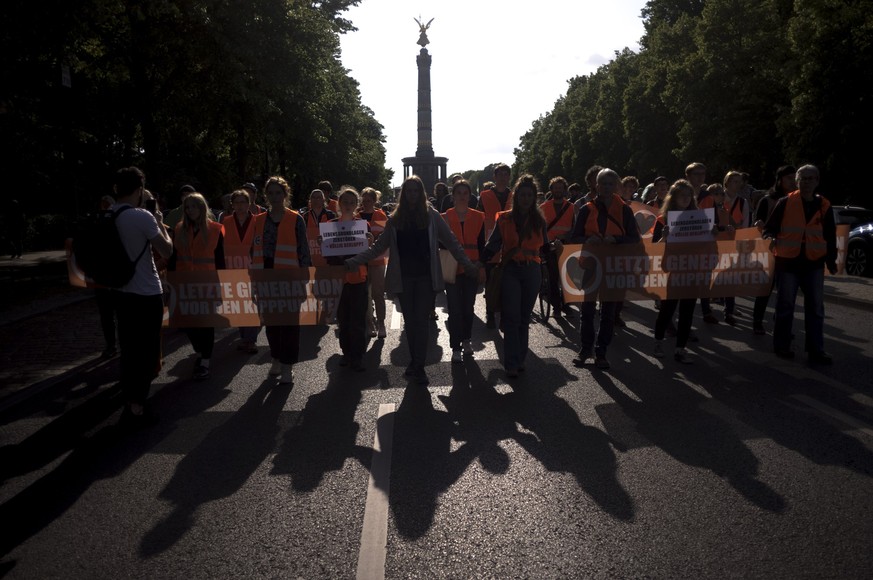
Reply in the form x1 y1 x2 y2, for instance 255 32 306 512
500 261 540 371
580 300 617 356
774 265 825 353
444 274 478 350
397 275 436 369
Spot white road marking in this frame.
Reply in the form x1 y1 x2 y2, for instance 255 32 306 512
356 403 396 580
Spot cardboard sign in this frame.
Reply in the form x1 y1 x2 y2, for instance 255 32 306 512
319 220 367 257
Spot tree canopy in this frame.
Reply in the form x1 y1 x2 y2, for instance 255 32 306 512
514 0 873 201
0 0 392 215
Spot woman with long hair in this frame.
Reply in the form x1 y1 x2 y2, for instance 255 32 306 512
478 174 562 377
171 192 225 380
251 176 312 384
345 175 479 385
442 179 485 362
652 179 711 363
222 189 260 353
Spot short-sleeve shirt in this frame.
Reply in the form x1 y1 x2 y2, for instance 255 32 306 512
112 203 162 296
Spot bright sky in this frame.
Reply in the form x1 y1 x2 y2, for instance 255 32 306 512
339 0 648 188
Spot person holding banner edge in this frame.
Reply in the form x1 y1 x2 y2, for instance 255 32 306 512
252 176 311 385
345 175 480 385
479 174 562 378
569 168 642 370
358 187 389 339
222 189 261 354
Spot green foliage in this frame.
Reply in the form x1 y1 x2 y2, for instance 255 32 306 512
514 0 872 200
0 0 388 218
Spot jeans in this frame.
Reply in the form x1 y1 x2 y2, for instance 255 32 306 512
580 300 617 356
774 264 825 353
444 274 478 350
500 261 540 371
397 274 436 370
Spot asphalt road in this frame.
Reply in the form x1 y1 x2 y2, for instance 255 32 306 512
1 292 872 579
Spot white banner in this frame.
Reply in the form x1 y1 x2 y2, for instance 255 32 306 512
666 208 714 242
319 220 368 257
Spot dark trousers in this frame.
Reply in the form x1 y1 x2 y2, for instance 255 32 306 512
116 292 164 406
397 274 436 369
184 327 215 358
655 298 697 348
445 274 478 349
95 287 117 348
753 276 777 325
338 280 369 363
266 325 300 365
580 300 617 355
545 251 563 310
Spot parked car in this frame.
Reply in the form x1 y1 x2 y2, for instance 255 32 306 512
833 205 873 227
846 221 873 277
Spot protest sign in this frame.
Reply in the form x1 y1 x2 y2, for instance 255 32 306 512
319 220 368 257
666 208 715 242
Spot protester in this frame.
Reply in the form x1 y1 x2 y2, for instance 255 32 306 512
252 176 312 384
539 176 574 319
222 189 260 353
651 179 708 363
111 167 173 426
442 178 485 362
479 174 562 377
170 193 225 380
303 189 336 267
345 175 478 385
569 168 642 370
324 187 371 371
763 164 836 364
358 187 389 338
477 164 514 328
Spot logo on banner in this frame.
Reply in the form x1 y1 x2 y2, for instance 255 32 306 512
562 249 602 297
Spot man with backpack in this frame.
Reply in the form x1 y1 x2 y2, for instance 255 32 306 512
111 166 173 426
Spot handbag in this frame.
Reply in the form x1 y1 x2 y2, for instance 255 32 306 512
484 247 519 313
439 249 458 283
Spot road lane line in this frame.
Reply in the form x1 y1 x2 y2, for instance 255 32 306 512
356 403 395 580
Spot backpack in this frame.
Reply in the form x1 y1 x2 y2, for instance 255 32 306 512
73 206 149 288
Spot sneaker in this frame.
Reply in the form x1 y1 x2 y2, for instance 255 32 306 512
573 350 592 365
369 327 378 338
451 349 463 363
674 348 692 364
654 341 665 358
725 314 737 326
594 354 610 370
245 342 258 354
753 323 766 335
193 365 210 380
279 364 293 384
462 340 474 355
808 351 833 365
703 313 719 324
376 321 387 338
269 358 282 375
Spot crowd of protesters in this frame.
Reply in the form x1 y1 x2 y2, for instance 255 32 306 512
95 161 836 427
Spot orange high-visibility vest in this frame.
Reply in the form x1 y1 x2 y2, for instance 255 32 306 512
583 195 626 237
774 191 830 260
360 208 388 266
174 221 223 271
495 211 543 264
480 189 513 263
221 213 255 269
443 208 484 273
723 196 749 228
252 208 301 269
304 208 333 267
540 199 574 241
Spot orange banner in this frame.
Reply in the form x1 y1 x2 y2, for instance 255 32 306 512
558 237 775 302
164 268 345 327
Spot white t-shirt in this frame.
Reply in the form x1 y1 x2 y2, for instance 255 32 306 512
112 203 163 296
